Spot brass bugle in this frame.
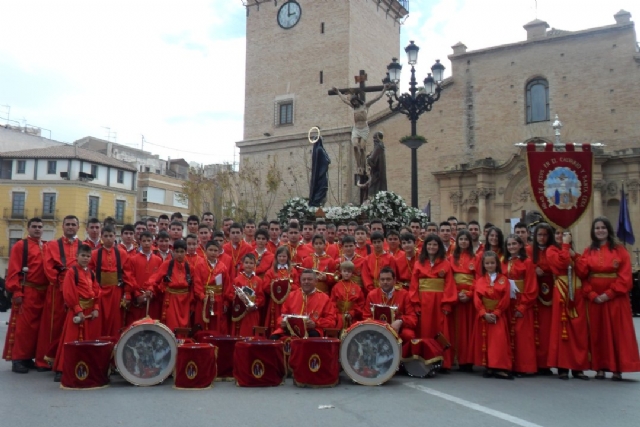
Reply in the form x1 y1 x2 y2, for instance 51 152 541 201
234 285 256 310
294 265 338 281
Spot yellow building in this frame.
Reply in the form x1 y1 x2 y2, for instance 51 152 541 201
0 145 137 273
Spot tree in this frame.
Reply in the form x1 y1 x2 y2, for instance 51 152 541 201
178 167 217 218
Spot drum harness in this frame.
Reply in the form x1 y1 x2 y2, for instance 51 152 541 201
95 247 123 287
55 238 82 283
164 260 192 287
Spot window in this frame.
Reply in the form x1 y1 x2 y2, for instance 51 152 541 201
88 196 99 218
141 187 165 204
9 238 21 253
17 160 26 174
145 167 150 172
117 170 124 184
278 102 293 125
42 193 56 219
173 192 188 209
115 200 125 223
526 78 549 123
11 192 25 219
91 164 98 179
142 190 148 202
47 161 57 174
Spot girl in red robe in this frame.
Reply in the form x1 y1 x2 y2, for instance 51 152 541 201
504 234 538 376
409 234 457 370
449 230 477 371
531 223 556 375
575 217 640 380
546 228 590 380
474 250 513 379
262 247 299 331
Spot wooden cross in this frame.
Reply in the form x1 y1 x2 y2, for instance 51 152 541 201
633 248 640 266
504 210 527 226
327 69 386 101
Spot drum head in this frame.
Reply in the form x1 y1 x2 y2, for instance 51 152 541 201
340 322 401 386
115 321 177 386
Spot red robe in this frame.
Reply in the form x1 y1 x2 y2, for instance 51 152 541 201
150 259 194 333
271 289 337 336
262 267 300 331
266 239 281 254
286 242 314 265
362 252 397 294
254 249 275 278
394 252 417 290
324 243 339 260
449 252 478 366
153 248 173 262
301 253 337 294
53 267 101 372
503 256 538 373
546 244 589 371
2 237 47 362
118 242 138 259
230 272 264 337
409 257 457 368
83 238 102 250
330 280 365 330
222 241 252 279
122 252 163 324
193 259 231 335
532 246 554 369
185 253 203 272
39 237 81 368
576 244 640 372
89 246 128 338
364 288 417 343
474 273 512 371
334 254 366 289
354 243 370 259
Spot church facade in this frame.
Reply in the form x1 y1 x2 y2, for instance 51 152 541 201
237 2 640 251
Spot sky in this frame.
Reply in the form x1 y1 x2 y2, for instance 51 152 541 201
0 0 636 166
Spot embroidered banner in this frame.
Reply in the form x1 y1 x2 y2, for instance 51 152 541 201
526 143 593 229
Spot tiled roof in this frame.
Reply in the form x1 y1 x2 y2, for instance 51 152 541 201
0 145 137 171
547 28 572 37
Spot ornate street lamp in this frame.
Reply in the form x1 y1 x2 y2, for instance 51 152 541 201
386 41 445 207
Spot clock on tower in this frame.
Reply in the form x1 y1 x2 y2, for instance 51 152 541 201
277 1 301 29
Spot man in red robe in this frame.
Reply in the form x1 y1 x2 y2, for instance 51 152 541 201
88 226 128 337
39 215 81 369
196 224 212 258
362 232 397 295
3 218 48 373
52 244 101 382
222 223 253 280
270 269 337 338
84 218 102 249
266 220 281 254
285 222 313 265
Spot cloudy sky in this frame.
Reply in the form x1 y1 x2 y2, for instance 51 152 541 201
0 0 635 165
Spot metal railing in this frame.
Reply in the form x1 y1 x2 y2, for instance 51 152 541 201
3 207 29 220
34 208 60 221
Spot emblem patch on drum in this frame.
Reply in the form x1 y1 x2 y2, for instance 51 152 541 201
252 359 265 379
308 354 321 373
185 361 198 380
541 283 550 295
379 314 388 323
75 361 89 381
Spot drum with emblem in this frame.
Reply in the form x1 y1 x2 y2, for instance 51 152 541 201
60 340 114 389
339 319 402 386
233 340 286 387
114 318 177 386
289 337 340 387
197 335 248 381
173 343 218 389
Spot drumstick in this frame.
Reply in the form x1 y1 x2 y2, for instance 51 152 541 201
73 313 94 324
145 294 151 318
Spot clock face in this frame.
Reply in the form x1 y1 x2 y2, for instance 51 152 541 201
277 1 301 29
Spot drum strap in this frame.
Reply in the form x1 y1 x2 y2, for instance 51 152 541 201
96 247 122 286
166 260 192 286
21 238 29 279
72 266 96 286
58 238 81 269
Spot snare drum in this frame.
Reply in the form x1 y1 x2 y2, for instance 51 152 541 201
115 318 177 386
173 343 218 389
60 340 114 390
198 335 248 381
339 320 402 386
233 340 286 387
289 338 340 387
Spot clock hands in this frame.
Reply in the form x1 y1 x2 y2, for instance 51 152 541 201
288 4 296 17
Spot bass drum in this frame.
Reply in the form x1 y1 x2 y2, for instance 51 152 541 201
339 320 401 386
115 318 177 386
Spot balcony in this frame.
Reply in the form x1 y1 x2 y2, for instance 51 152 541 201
3 207 29 221
33 208 60 221
114 215 132 225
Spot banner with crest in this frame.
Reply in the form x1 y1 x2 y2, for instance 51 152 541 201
526 143 593 229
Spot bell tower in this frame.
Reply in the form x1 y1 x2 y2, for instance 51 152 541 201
241 0 409 141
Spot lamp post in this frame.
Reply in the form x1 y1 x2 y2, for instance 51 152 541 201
386 41 445 208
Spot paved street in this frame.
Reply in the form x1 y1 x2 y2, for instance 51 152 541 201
1 311 638 427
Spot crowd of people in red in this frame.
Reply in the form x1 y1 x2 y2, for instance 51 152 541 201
3 210 639 382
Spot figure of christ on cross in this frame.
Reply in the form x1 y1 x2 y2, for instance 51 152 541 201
330 70 390 193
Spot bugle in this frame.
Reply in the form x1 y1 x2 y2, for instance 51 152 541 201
294 265 338 281
234 285 256 310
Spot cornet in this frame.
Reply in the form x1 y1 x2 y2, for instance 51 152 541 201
234 285 256 310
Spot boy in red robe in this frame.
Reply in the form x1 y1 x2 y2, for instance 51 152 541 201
153 231 173 262
301 234 337 294
149 240 194 333
123 232 163 324
185 234 203 271
285 222 313 265
395 232 418 290
223 223 253 280
89 226 128 338
362 232 397 295
270 269 337 339
196 224 212 258
193 241 231 335
334 236 366 288
330 261 365 330
230 254 264 337
354 226 370 258
253 229 275 278
52 245 101 382
119 224 138 258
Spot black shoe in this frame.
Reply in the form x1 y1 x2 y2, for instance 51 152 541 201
36 366 52 372
11 362 29 374
482 370 494 378
23 359 37 370
537 368 553 376
439 368 451 374
572 370 589 381
53 371 62 382
494 371 514 380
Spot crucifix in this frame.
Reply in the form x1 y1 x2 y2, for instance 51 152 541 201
633 248 640 266
329 70 389 204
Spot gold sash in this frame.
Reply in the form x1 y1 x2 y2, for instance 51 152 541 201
555 275 579 318
166 287 189 295
419 278 445 292
205 285 223 295
453 273 474 285
79 298 94 309
482 297 498 311
336 300 353 313
590 273 617 279
100 272 119 286
24 282 48 291
513 279 524 293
